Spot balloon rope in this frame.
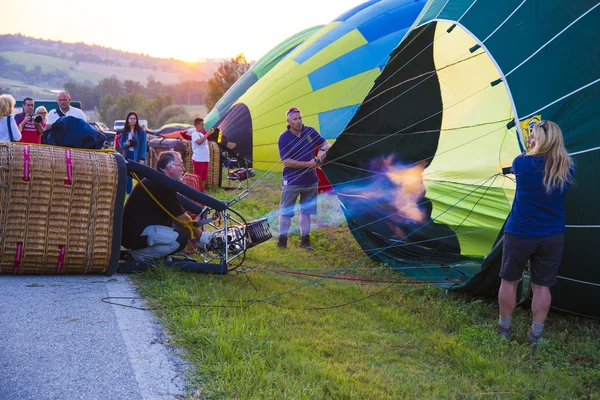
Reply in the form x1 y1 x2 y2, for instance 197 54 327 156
321 118 512 187
248 60 505 190
251 173 500 303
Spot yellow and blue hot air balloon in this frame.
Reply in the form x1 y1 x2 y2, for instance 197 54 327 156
214 0 427 168
323 0 600 317
204 25 324 130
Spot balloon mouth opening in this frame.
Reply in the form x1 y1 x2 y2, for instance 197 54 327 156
214 103 253 166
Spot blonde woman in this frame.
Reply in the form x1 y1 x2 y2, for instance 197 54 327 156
497 120 574 344
0 94 22 142
35 106 49 124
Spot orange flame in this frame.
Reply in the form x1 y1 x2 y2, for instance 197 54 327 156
385 163 426 224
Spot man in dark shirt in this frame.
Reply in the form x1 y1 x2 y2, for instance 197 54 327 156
276 107 331 250
122 151 201 261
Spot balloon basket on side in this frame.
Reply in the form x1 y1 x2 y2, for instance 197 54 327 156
0 144 126 275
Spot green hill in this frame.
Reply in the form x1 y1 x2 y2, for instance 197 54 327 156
0 51 183 85
0 34 220 98
0 51 106 83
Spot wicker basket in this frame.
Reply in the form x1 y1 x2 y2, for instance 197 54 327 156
207 141 221 188
147 138 193 172
147 138 221 188
0 144 126 275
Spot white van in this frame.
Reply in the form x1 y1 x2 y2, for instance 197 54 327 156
113 120 125 132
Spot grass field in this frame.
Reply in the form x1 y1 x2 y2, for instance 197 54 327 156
132 170 600 399
0 51 181 84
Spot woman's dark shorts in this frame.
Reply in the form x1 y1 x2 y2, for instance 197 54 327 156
499 233 565 286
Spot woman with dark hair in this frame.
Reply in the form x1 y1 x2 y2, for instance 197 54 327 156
120 111 147 194
496 120 575 344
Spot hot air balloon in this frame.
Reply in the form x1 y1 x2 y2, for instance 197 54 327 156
204 25 324 130
213 0 427 169
322 0 600 317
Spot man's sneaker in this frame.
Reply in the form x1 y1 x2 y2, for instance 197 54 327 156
496 324 512 340
300 235 315 251
527 328 542 345
276 235 287 249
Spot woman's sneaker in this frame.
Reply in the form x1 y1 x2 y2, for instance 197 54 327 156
527 328 542 344
496 324 512 340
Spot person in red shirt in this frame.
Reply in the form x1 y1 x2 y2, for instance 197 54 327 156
14 97 45 144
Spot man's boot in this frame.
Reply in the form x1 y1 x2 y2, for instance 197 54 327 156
276 235 288 249
300 235 314 251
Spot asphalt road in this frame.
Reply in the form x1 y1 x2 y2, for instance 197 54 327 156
0 275 189 400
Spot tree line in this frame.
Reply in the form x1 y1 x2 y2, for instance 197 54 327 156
61 76 207 128
90 54 250 128
64 76 208 111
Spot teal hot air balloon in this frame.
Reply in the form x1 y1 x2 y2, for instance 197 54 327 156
323 0 600 317
213 0 427 168
204 25 324 130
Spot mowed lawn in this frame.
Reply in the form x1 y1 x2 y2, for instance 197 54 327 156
133 169 600 399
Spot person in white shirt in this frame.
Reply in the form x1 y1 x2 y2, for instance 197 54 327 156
46 91 87 129
0 94 22 142
191 117 213 192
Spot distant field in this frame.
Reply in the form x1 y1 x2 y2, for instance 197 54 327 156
0 77 58 98
77 61 181 84
0 51 182 85
1 52 104 83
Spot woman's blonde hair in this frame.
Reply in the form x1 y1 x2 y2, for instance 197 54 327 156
529 120 574 194
35 106 48 114
0 94 16 117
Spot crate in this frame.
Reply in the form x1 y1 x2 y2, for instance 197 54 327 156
147 138 193 172
182 172 204 193
0 143 126 274
147 138 221 188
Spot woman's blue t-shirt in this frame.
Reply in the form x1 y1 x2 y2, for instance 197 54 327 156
505 154 571 239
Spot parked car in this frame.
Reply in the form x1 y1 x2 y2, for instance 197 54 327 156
96 121 111 131
113 120 125 132
88 121 117 148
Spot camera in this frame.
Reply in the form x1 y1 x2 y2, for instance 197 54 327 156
30 114 43 124
126 138 137 148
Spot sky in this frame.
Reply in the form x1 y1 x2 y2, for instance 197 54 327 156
1 0 367 62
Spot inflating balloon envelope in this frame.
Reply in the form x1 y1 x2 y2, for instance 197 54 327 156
322 0 600 317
